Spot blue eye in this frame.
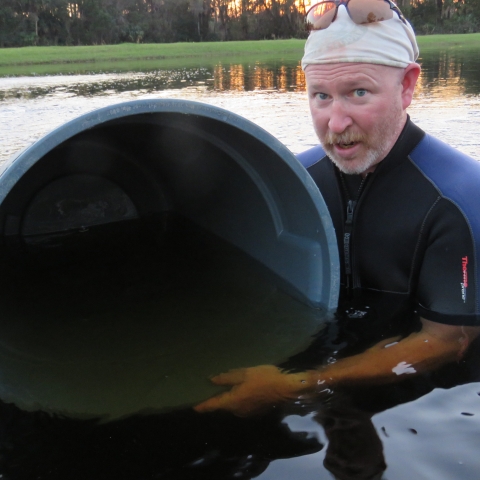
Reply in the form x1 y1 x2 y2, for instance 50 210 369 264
355 89 367 97
316 92 329 100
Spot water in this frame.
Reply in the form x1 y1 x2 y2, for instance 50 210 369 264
0 214 326 419
0 52 479 165
0 49 479 479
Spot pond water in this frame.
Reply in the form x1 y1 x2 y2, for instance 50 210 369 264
0 50 479 164
0 48 479 480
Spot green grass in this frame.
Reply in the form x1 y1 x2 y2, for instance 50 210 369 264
416 32 480 52
0 33 478 77
0 51 302 77
0 40 305 66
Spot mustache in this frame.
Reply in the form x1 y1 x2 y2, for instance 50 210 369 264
323 131 367 145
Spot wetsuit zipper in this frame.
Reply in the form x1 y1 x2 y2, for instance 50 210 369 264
340 173 370 290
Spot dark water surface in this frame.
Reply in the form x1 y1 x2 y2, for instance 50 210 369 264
1 216 479 480
0 48 479 479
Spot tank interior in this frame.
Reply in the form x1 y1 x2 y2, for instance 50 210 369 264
0 109 336 418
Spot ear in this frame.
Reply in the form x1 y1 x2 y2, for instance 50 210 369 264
401 63 421 110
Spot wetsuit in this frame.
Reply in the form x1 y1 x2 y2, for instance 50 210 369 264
297 118 480 327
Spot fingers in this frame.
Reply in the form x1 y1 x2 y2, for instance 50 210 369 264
194 392 266 417
194 365 282 416
194 390 238 413
209 368 247 386
194 370 246 414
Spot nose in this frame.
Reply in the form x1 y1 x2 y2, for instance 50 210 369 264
328 100 353 134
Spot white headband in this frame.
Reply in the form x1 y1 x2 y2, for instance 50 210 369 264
302 5 419 70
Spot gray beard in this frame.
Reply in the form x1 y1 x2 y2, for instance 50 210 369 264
324 145 380 175
318 103 405 175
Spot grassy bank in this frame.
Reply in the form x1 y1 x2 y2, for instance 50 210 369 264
416 32 480 52
0 33 479 77
0 40 305 67
0 52 303 77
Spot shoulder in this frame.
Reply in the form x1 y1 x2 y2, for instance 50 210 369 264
296 145 327 169
409 134 480 221
409 133 480 182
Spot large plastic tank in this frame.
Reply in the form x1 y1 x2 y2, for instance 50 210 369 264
0 99 339 419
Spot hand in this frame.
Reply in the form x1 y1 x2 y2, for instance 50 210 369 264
194 365 314 417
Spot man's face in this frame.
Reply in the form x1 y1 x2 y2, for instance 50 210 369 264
305 63 407 175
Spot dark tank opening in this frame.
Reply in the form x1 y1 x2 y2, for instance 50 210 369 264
0 109 332 419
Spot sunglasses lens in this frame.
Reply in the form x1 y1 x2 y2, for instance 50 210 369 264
347 0 394 24
306 2 338 31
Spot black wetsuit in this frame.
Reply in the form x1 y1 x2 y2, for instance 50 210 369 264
297 118 480 327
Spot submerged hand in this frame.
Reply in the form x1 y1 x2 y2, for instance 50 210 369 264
194 365 314 417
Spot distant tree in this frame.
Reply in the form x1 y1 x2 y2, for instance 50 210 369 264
409 0 480 33
73 0 119 44
143 0 197 43
36 0 71 46
0 0 478 47
0 2 22 47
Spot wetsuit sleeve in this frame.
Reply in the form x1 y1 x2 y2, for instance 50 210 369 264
415 198 480 326
409 135 480 327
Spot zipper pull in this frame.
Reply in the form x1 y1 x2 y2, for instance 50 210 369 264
346 200 356 225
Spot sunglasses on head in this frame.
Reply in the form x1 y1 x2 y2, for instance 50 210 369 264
305 0 407 31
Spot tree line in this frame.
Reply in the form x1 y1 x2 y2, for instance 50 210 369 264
1 0 479 48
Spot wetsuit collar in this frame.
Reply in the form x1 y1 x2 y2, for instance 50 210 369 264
368 115 426 177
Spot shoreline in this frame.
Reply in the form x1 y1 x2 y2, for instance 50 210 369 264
0 34 479 77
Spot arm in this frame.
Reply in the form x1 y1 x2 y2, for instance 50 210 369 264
194 318 480 416
310 318 479 386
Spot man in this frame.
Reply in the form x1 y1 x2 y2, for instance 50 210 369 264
195 0 480 417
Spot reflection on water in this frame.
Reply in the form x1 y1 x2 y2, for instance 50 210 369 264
213 62 305 92
417 50 480 99
0 67 214 101
0 62 305 101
